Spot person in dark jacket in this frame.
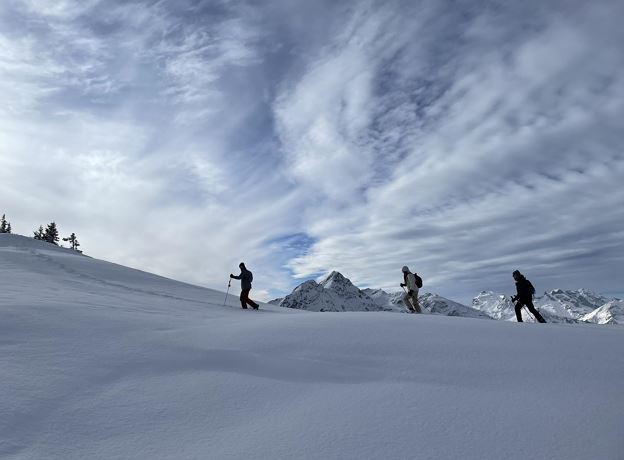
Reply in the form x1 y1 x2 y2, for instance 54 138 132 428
511 270 546 323
230 262 259 309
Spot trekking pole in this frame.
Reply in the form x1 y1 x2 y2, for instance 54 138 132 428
223 279 231 307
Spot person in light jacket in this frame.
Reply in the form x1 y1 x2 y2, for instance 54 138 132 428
230 262 259 309
400 265 422 313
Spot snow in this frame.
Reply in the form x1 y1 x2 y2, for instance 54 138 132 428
2 234 624 459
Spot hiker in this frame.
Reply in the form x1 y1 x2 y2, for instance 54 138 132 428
230 262 259 309
511 270 546 323
400 266 422 313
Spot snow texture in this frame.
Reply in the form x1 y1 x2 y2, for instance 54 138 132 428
1 234 623 460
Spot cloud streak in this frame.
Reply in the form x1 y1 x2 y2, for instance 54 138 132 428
1 0 623 302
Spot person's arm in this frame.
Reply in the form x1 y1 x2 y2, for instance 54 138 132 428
230 273 241 280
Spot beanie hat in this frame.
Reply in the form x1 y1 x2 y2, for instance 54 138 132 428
402 266 409 273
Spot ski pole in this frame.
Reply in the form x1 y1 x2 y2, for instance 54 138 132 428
223 279 231 307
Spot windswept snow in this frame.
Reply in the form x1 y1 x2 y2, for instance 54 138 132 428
1 234 624 460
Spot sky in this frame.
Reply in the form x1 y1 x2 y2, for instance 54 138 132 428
1 0 623 303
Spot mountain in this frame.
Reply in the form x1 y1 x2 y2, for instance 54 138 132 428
581 300 624 325
419 293 493 319
472 289 622 324
276 272 491 318
2 233 624 460
278 271 394 312
276 272 621 325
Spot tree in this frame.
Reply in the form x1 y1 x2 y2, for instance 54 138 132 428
62 232 81 252
44 222 59 245
33 225 45 240
0 214 10 233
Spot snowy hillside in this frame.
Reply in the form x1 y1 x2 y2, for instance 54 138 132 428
2 234 624 460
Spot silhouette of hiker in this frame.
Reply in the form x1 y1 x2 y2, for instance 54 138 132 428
400 266 422 313
230 262 259 309
511 270 546 323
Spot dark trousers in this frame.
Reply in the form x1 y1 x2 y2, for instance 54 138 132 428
240 288 259 309
515 298 546 323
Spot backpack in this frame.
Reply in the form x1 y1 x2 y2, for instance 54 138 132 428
414 274 423 289
527 280 535 296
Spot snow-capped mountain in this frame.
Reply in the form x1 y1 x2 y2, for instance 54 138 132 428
581 300 624 325
275 272 621 325
419 293 493 319
472 290 622 324
275 272 491 318
277 271 394 312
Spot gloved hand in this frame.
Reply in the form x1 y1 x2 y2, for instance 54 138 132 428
511 295 517 302
400 283 406 287
230 274 234 278
408 290 414 295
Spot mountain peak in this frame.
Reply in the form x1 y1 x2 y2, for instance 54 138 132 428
321 270 347 283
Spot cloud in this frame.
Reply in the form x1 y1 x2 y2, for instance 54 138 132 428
1 0 623 303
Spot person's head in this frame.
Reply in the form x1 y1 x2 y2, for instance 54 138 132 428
402 266 409 273
512 270 521 280
239 262 246 270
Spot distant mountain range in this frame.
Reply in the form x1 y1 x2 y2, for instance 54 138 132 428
271 272 623 325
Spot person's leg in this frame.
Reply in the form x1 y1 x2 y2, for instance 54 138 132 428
514 301 523 322
246 289 259 309
403 293 415 312
525 299 546 323
240 289 249 309
410 292 422 313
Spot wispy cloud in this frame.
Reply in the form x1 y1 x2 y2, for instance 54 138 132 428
1 0 623 302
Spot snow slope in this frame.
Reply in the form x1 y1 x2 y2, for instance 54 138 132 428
2 234 624 460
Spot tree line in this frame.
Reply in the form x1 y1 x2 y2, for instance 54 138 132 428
1 213 82 252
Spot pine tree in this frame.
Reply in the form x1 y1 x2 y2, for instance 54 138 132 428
33 225 45 240
6 222 11 234
44 222 60 245
62 233 81 251
0 214 8 233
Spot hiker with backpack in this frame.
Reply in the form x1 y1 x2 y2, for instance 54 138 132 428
511 270 546 323
400 266 422 313
230 262 259 309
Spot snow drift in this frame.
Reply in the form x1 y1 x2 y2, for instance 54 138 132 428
1 234 623 460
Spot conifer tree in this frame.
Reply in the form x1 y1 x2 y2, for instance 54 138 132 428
62 233 81 251
44 222 60 245
33 225 45 240
0 214 9 233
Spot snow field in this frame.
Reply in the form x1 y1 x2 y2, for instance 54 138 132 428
1 234 623 459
